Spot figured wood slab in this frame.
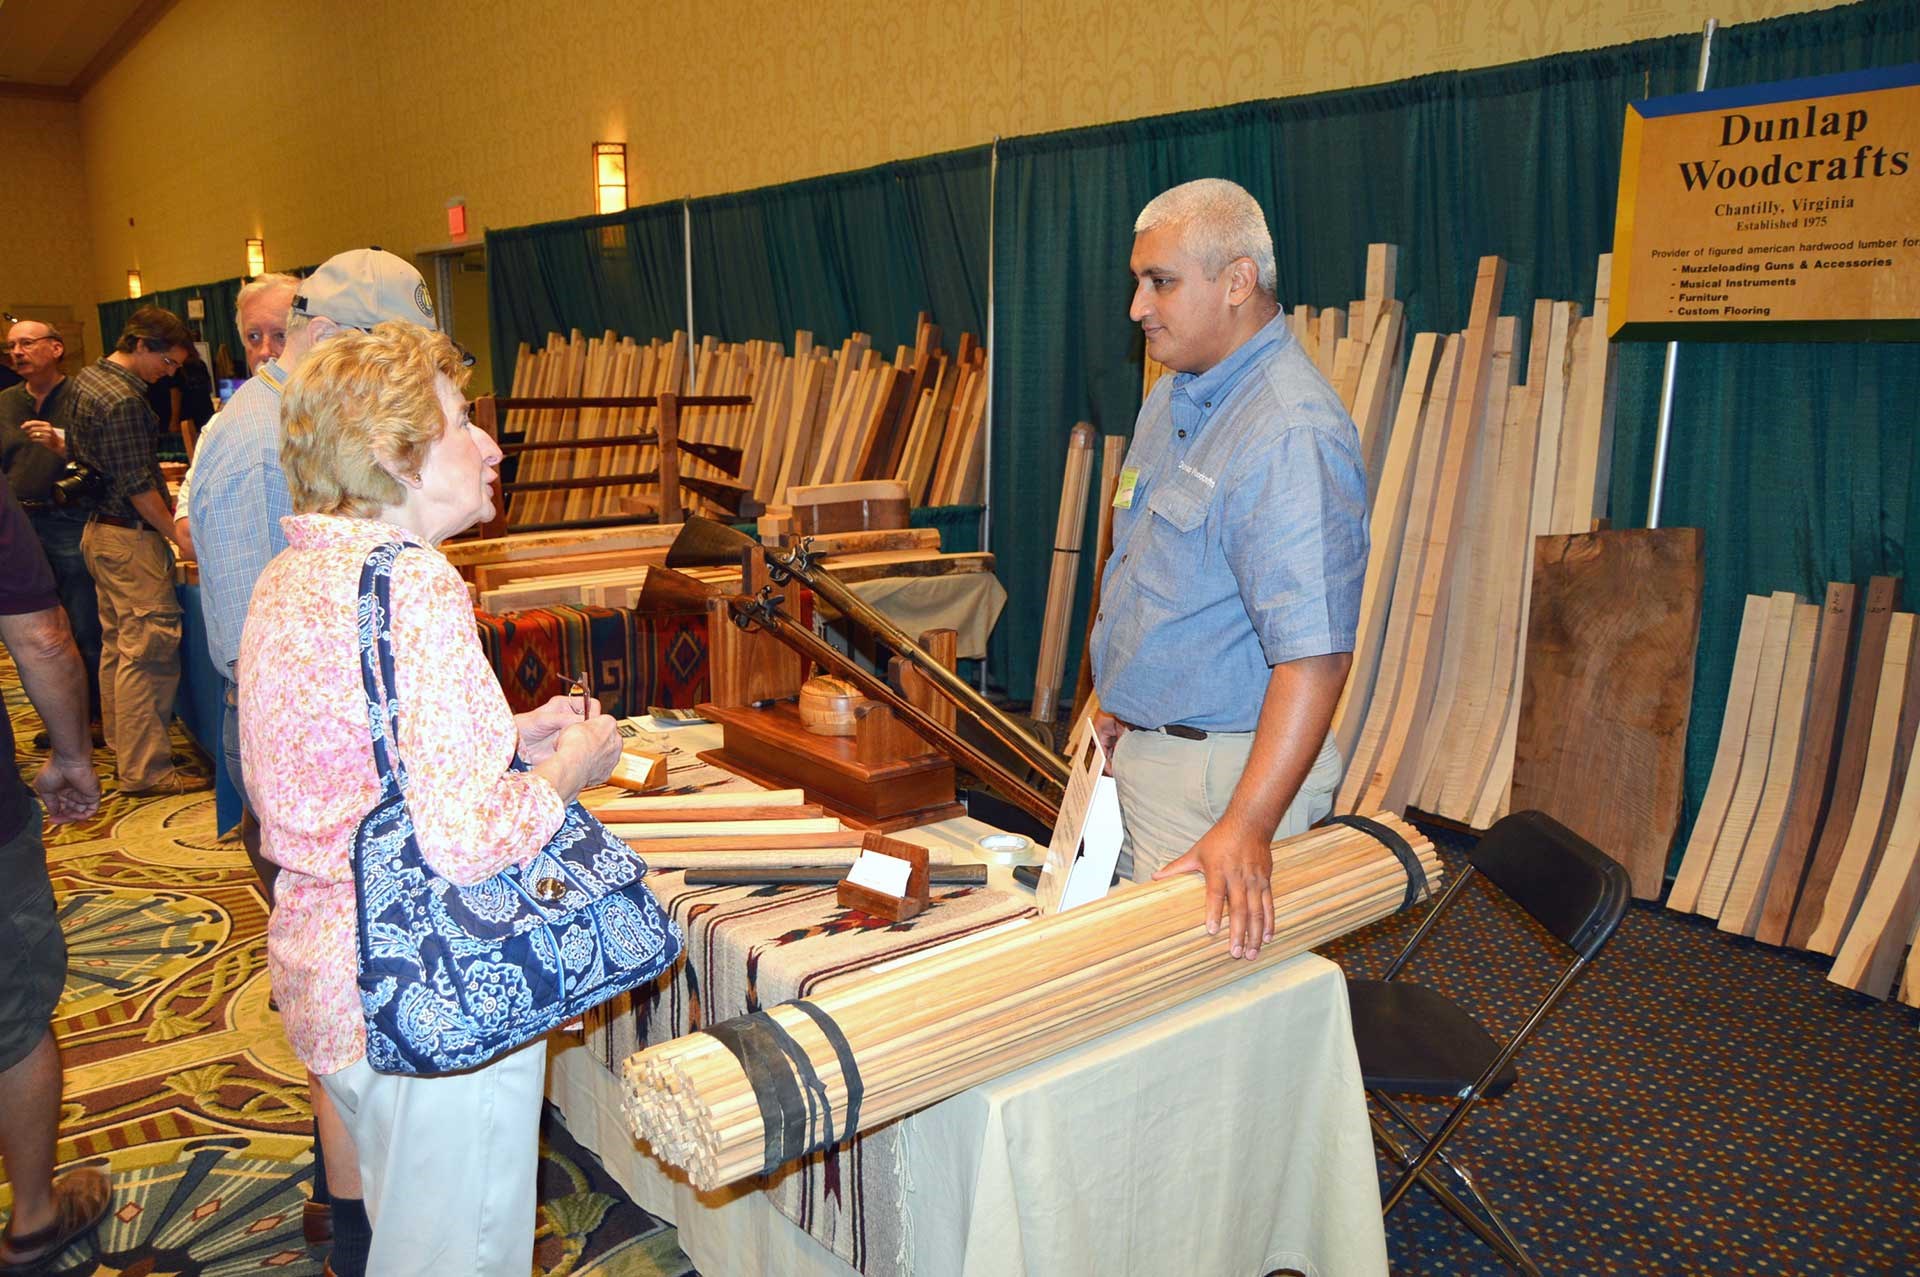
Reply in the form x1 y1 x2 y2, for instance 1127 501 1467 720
1667 594 1773 913
1718 602 1821 934
1806 612 1916 954
1696 590 1800 918
1788 579 1903 948
1511 528 1705 899
1754 582 1860 945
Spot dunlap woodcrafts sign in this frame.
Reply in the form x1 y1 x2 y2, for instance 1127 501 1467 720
1612 63 1920 341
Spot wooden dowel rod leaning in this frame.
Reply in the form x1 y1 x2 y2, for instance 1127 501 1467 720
621 814 1437 1189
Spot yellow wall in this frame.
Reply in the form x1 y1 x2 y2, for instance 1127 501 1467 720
79 0 1838 315
3 96 99 361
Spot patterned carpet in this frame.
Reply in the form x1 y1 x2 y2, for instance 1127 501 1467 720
1324 822 1920 1276
2 662 694 1276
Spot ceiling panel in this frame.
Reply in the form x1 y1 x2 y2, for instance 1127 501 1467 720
0 0 156 91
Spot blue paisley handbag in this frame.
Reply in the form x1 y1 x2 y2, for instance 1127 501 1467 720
350 541 683 1075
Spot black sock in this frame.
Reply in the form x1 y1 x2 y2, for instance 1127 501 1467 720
311 1117 331 1206
328 1198 371 1277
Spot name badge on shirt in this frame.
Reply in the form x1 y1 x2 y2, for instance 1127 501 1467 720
1113 467 1140 510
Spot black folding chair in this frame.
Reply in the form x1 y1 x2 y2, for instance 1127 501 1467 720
1346 810 1631 1275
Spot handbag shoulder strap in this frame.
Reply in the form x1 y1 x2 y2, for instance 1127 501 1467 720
356 539 410 795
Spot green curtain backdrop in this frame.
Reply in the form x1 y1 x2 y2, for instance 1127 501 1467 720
1607 0 1920 857
988 37 1702 705
991 0 1917 869
689 147 989 352
485 201 688 382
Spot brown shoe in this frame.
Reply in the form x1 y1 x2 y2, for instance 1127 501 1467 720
303 1198 333 1247
0 1167 111 1274
122 772 212 798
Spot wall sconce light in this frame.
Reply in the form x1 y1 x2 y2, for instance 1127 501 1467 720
594 142 627 215
245 237 266 277
127 269 143 299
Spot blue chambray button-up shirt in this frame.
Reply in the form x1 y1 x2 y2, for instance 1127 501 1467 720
189 361 294 680
1089 310 1368 733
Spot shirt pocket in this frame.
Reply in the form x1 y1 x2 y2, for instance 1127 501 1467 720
1134 478 1211 604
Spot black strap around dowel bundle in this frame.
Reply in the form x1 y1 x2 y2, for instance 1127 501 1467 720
700 1001 865 1176
1326 814 1428 912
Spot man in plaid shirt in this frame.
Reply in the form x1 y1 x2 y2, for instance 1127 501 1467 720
66 306 207 796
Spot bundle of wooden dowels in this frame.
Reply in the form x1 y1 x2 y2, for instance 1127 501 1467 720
502 317 988 528
620 814 1438 1190
1669 579 1920 1007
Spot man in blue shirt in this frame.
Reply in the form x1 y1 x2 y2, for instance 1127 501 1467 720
1090 179 1368 963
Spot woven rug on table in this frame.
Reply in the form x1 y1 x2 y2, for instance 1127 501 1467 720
474 605 710 720
591 872 1038 1276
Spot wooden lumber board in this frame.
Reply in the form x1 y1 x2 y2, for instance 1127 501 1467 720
1510 528 1705 899
561 333 614 523
1331 337 1364 410
1468 301 1582 828
471 546 672 592
1435 376 1539 821
1788 583 1905 948
585 787 808 816
1362 255 1507 815
1069 433 1130 725
444 522 685 569
1409 318 1517 813
1667 594 1775 912
1828 730 1920 996
1806 612 1917 954
1694 590 1800 918
1331 332 1441 766
1032 424 1096 723
1349 301 1406 501
1754 581 1863 945
1579 255 1620 520
1718 601 1822 935
1314 309 1346 379
1452 380 1543 825
1336 333 1464 811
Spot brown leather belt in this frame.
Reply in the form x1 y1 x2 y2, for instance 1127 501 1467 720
1116 718 1210 741
88 513 147 531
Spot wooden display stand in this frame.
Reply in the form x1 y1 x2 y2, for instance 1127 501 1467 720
697 546 965 831
835 832 932 922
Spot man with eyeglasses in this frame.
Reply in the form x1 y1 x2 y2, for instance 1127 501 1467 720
188 248 444 1277
0 321 103 731
66 305 207 797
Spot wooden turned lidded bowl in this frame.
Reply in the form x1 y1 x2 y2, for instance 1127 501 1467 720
798 674 869 736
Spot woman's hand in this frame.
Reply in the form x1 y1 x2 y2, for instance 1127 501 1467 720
531 715 622 803
515 694 603 764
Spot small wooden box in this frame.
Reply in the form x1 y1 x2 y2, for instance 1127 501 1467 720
605 747 667 793
836 832 930 922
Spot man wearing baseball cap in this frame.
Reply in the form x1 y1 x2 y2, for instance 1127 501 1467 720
188 247 441 1277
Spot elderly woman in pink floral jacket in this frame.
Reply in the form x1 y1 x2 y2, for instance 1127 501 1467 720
240 323 622 1275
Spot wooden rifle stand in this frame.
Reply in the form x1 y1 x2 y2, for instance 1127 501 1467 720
697 546 966 831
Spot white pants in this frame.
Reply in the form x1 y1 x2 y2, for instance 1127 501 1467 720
318 1039 548 1277
1111 728 1344 881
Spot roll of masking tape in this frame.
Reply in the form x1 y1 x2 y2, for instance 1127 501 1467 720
977 832 1040 866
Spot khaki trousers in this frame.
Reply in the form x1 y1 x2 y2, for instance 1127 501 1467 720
1111 727 1344 881
80 521 182 790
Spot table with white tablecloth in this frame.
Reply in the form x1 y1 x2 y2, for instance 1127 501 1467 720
547 720 1387 1277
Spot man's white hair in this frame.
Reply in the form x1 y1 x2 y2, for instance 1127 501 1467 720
1134 179 1277 296
233 271 300 333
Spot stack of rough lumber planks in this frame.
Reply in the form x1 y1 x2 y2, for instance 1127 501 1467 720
1669 578 1920 1004
1333 253 1622 831
621 814 1438 1189
502 317 988 528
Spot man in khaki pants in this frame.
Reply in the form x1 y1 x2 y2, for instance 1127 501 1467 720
1089 179 1368 963
67 307 206 796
